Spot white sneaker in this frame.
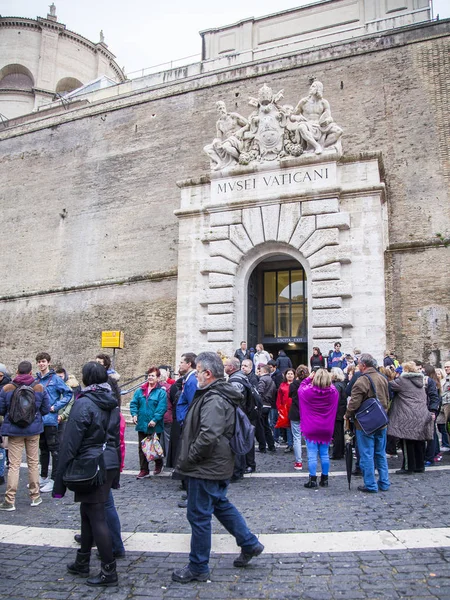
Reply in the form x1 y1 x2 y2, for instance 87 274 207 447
40 480 54 493
30 497 43 507
39 476 50 486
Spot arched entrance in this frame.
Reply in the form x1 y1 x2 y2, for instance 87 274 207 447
248 254 307 367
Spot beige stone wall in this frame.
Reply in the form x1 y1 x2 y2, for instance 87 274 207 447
0 21 449 372
0 279 177 381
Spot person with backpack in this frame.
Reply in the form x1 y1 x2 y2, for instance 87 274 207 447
35 352 73 494
172 352 263 583
0 360 50 511
225 357 257 479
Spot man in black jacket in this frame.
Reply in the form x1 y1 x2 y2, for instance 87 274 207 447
234 341 250 365
172 352 263 583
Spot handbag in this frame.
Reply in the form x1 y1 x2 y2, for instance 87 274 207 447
63 407 111 493
141 433 164 462
355 374 388 435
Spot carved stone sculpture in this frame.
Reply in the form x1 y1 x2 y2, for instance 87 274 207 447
290 81 343 155
203 101 248 171
204 81 343 171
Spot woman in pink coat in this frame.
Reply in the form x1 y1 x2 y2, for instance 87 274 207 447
298 369 338 489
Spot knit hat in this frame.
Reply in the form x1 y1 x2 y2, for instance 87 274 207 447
0 363 9 376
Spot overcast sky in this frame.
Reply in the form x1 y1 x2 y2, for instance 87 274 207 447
2 0 449 75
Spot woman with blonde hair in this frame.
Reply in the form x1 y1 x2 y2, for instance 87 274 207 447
389 361 433 474
298 369 338 488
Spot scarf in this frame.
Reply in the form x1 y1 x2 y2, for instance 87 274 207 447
298 379 339 444
13 374 35 386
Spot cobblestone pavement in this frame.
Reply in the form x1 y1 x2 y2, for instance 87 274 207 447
1 426 450 599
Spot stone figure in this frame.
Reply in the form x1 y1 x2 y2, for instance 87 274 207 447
49 3 56 16
100 30 105 43
203 101 248 171
290 81 343 155
204 80 343 171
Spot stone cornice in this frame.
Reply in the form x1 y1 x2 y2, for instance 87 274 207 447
0 269 178 303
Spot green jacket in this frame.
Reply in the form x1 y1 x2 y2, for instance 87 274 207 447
130 385 167 434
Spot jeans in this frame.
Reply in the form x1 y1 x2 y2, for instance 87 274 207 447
105 489 125 555
305 440 330 476
0 446 5 477
39 426 59 480
269 408 279 440
356 428 390 492
290 421 302 463
186 477 259 574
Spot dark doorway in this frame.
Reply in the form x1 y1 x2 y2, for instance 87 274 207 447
247 255 308 369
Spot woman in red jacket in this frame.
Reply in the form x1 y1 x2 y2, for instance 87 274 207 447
275 369 295 452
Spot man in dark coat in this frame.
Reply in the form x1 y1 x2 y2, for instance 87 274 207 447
172 352 263 583
234 341 250 365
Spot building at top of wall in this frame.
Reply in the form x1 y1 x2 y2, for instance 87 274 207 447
0 4 125 120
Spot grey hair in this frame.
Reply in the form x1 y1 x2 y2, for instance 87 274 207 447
196 352 224 379
359 353 378 369
226 357 241 371
331 367 345 382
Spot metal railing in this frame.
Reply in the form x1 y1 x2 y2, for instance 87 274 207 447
125 53 201 79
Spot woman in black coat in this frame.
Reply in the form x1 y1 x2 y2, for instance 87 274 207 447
53 362 120 587
330 367 348 460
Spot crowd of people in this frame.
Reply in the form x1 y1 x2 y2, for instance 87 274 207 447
0 342 449 586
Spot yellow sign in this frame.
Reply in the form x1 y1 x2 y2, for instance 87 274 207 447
101 331 124 349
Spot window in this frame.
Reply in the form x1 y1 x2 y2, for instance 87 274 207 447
263 268 307 340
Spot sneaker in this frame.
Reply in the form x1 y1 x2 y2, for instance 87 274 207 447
440 446 450 452
424 461 433 467
171 565 210 583
39 476 50 486
294 462 303 471
40 480 54 493
30 497 43 507
153 463 164 476
136 470 150 479
233 541 264 567
0 501 15 511
386 454 398 458
434 455 442 462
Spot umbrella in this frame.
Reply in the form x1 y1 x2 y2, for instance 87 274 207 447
344 417 354 490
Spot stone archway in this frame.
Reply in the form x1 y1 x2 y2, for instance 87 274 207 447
175 156 387 362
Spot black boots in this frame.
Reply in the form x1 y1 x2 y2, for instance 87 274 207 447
67 551 91 577
319 474 329 487
87 560 118 587
304 475 318 488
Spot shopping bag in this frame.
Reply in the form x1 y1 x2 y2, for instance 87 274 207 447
275 404 290 428
141 433 164 462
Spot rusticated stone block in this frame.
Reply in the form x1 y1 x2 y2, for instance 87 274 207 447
300 228 339 258
201 226 229 242
207 331 234 342
308 245 352 268
316 212 350 230
261 204 280 241
229 223 254 254
208 273 235 288
311 262 341 281
201 287 234 305
208 240 243 264
290 216 316 248
207 303 234 314
312 297 343 309
312 281 352 298
278 202 301 243
312 308 353 327
210 210 242 227
302 198 339 215
200 257 237 275
312 327 343 339
200 314 236 332
242 207 265 246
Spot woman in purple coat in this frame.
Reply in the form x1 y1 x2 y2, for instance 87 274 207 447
298 369 339 488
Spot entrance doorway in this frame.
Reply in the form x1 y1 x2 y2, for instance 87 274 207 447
247 255 307 369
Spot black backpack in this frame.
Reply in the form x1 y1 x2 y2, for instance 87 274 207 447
219 393 255 456
9 383 37 427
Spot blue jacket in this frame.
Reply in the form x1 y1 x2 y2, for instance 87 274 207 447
0 378 50 437
130 384 167 434
176 370 198 423
35 370 72 427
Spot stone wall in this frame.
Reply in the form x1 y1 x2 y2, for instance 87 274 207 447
0 20 449 373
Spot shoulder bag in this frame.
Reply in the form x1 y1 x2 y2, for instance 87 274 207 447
355 374 388 435
63 405 111 493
